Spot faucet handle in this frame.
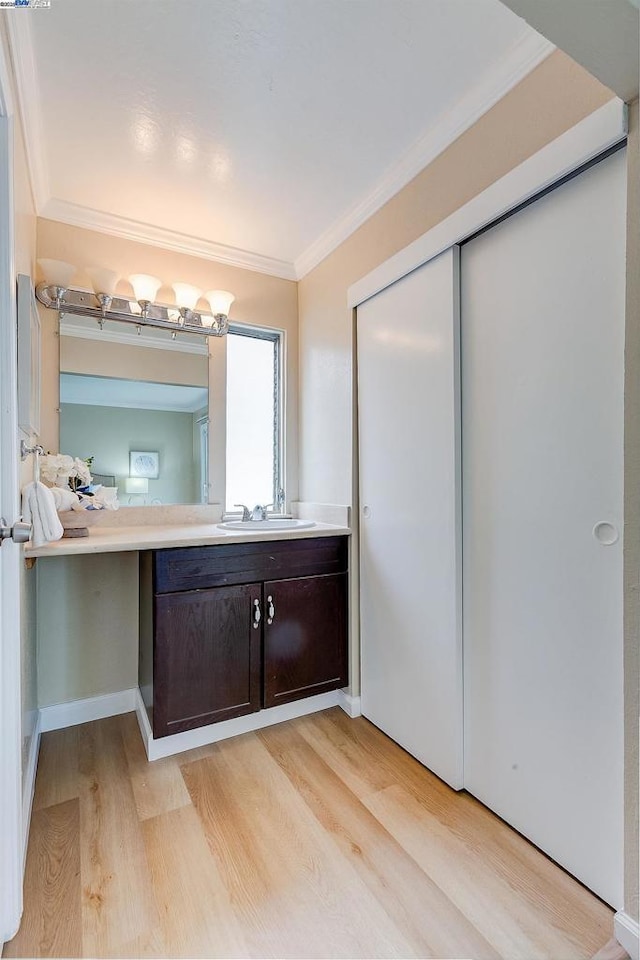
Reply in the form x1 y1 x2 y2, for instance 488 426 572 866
251 503 273 521
234 503 251 522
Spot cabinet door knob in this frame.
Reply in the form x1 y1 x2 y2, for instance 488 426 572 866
253 598 261 629
267 595 275 625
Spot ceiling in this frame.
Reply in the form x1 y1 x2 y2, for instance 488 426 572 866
12 1 552 278
60 373 208 413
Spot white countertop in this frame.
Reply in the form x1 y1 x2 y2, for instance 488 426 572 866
24 521 351 558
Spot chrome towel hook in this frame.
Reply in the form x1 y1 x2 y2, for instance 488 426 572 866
20 440 45 484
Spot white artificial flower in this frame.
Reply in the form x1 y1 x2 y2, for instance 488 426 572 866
72 457 92 487
40 454 72 486
39 459 60 486
39 453 92 489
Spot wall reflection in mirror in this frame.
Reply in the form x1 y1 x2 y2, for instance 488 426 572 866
59 315 209 506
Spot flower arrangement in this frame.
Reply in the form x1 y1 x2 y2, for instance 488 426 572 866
40 453 94 491
38 453 119 515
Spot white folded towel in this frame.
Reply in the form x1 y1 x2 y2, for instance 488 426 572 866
50 486 81 512
89 485 119 511
22 481 64 547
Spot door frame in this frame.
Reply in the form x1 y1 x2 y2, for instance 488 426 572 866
0 34 24 946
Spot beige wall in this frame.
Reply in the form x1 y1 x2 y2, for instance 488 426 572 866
60 337 208 388
36 218 299 508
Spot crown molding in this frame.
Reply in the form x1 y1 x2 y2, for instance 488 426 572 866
5 13 49 211
294 31 555 280
41 198 298 281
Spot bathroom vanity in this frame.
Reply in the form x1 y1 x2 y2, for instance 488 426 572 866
139 536 348 738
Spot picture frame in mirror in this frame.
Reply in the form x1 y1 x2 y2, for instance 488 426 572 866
130 450 160 479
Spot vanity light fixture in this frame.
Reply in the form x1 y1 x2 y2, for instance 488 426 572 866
86 267 119 326
204 290 235 336
129 274 162 320
35 265 236 340
172 282 202 324
37 259 77 311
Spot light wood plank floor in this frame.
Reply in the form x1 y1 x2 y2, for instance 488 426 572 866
4 708 616 959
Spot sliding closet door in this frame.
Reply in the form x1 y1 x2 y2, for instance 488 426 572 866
462 149 626 907
358 247 462 790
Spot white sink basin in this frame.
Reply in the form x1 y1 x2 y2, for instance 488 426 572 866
218 519 316 531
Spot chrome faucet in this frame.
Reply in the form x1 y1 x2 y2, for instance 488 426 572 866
251 503 273 521
233 503 273 522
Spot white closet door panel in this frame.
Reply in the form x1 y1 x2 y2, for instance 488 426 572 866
462 149 626 907
358 247 462 789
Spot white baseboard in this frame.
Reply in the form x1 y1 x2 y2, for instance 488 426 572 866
615 912 639 960
36 685 356 761
135 689 154 753
135 687 350 761
39 688 138 733
21 713 40 870
337 690 362 717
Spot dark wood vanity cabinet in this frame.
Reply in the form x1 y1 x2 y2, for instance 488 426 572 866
139 536 348 738
263 573 348 708
153 584 262 737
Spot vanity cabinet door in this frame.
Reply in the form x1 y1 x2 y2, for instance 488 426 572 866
153 583 261 738
263 573 348 708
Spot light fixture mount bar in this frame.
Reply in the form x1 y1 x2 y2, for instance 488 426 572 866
35 283 230 338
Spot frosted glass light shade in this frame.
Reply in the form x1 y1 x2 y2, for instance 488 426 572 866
86 267 119 297
172 282 202 311
125 476 148 494
38 259 76 288
129 274 162 303
203 289 235 325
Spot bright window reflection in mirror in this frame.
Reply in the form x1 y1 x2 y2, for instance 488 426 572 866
59 317 209 506
226 328 282 512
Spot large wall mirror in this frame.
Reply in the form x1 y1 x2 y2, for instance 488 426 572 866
59 315 209 506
